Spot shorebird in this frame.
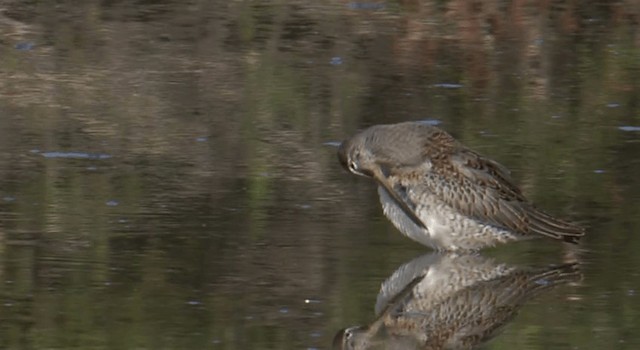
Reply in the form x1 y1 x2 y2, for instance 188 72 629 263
332 253 581 350
337 121 585 251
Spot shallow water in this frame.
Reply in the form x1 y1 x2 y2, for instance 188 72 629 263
1 1 639 349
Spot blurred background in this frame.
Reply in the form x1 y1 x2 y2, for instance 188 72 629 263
0 1 639 349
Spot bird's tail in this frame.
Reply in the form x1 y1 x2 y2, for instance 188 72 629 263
527 208 585 244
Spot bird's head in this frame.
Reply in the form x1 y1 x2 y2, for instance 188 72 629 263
338 122 446 179
337 135 376 178
332 326 368 350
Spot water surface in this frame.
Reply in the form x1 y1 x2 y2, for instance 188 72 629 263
1 1 639 349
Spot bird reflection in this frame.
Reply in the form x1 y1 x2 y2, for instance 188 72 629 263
333 253 581 350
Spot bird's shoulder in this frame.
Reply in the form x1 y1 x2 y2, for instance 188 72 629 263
424 144 525 202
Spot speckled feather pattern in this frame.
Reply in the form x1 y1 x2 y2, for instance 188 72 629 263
332 253 581 350
338 121 585 251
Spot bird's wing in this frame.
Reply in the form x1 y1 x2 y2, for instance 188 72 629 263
416 149 584 240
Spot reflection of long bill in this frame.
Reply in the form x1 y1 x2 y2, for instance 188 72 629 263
333 253 582 350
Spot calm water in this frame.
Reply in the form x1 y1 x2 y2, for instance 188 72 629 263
1 1 639 349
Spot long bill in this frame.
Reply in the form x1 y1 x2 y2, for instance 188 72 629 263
372 168 427 230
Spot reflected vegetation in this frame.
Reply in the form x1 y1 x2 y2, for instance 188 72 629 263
333 253 581 350
0 0 639 349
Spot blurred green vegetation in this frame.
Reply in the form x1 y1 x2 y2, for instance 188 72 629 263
1 0 639 349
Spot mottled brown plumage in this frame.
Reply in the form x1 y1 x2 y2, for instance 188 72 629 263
332 253 582 350
338 121 585 251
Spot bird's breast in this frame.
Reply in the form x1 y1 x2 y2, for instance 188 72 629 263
376 186 517 251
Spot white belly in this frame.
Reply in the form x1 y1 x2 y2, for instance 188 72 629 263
377 186 517 250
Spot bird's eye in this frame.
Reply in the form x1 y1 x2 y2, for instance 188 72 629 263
349 161 358 172
345 329 353 339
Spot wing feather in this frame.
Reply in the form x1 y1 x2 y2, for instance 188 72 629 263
407 148 584 241
369 125 584 242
